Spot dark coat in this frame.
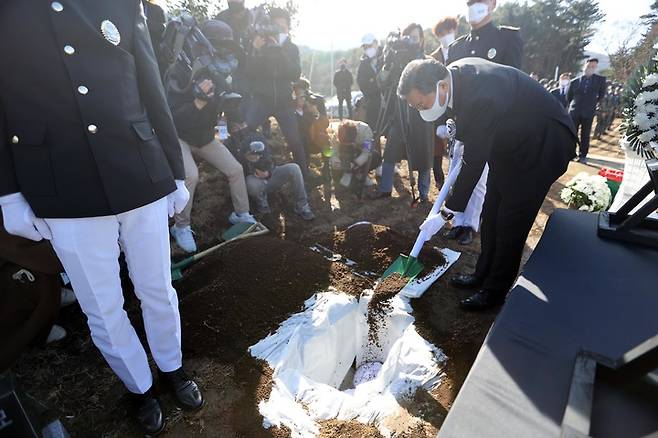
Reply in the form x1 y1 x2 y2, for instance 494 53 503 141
567 74 607 119
0 0 184 219
245 39 301 109
430 47 449 65
447 22 523 70
333 68 354 98
356 55 382 99
550 87 569 109
444 59 577 212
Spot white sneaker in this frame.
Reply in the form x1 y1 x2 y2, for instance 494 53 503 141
60 287 77 308
229 212 257 225
394 163 401 175
46 325 67 344
375 165 383 177
170 224 197 253
365 175 376 187
340 172 353 188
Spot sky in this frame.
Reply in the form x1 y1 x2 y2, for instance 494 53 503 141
256 0 655 54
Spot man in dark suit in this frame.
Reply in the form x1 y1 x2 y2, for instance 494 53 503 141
398 59 577 310
0 1 202 434
550 72 571 108
567 58 607 162
333 59 354 119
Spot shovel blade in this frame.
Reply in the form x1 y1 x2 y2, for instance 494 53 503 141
382 254 424 280
220 222 254 241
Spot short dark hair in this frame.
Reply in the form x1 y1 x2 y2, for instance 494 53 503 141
433 17 459 36
586 58 599 64
402 23 424 39
338 120 358 144
269 7 290 26
397 59 449 97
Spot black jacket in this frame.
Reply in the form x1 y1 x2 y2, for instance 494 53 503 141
444 59 577 212
245 39 301 109
567 74 607 119
448 22 523 70
333 68 354 98
550 87 569 109
0 0 184 219
356 54 383 99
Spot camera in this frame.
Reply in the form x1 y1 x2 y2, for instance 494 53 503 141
249 4 283 48
382 31 418 72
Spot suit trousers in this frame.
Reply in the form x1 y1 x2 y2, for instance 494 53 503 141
175 138 250 227
337 94 353 120
45 198 182 394
450 141 489 231
570 112 593 158
473 172 552 293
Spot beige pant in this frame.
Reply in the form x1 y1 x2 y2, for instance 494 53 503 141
175 138 249 227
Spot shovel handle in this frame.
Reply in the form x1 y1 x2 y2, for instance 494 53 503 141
410 230 428 258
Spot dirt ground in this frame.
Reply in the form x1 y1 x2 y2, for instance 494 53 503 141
11 121 624 437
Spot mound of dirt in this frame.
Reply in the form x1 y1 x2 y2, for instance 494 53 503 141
366 273 409 349
322 223 446 275
318 420 383 438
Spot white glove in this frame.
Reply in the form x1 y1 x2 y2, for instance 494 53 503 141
167 180 190 217
436 124 449 139
419 209 456 239
0 193 52 241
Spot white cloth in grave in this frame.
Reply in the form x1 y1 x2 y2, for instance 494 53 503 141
449 140 489 231
44 197 181 394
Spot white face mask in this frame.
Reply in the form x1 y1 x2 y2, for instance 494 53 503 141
278 33 288 45
560 79 570 87
440 33 455 49
365 47 378 58
419 81 449 122
468 2 490 25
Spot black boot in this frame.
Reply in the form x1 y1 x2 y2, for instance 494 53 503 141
130 390 165 436
159 368 204 411
460 289 505 311
458 227 475 245
449 273 483 289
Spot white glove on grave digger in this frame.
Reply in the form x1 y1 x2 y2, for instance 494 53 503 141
0 193 52 241
419 209 454 239
167 180 190 218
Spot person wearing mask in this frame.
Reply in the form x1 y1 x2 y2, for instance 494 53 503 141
567 58 607 162
336 120 382 190
215 0 253 48
373 23 434 205
398 58 576 310
168 20 256 254
430 16 460 191
229 124 315 220
244 8 309 180
357 33 383 132
442 0 524 246
0 3 203 434
551 72 571 108
333 59 354 120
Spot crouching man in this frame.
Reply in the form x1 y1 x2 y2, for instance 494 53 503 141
336 120 382 190
0 2 202 435
230 124 315 220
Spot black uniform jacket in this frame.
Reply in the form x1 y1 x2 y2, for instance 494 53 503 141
445 59 577 212
0 0 184 219
567 74 607 119
550 87 570 109
448 22 523 69
356 55 382 99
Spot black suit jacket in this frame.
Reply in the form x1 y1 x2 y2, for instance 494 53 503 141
567 74 606 119
550 87 569 108
0 0 184 219
447 22 523 69
445 59 577 212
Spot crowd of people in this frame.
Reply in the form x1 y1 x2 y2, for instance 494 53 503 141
0 0 612 434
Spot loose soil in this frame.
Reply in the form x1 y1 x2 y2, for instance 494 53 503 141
366 273 409 352
11 120 622 437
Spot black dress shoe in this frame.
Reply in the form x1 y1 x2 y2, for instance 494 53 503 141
450 273 482 289
130 390 165 436
458 227 475 245
444 226 464 240
460 289 505 311
159 368 204 411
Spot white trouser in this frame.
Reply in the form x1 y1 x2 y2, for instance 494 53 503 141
449 141 489 232
45 198 181 394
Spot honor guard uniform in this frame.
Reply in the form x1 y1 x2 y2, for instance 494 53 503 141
0 1 202 434
441 21 523 245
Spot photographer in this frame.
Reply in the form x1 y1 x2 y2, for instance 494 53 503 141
228 123 315 220
168 20 256 253
293 79 330 159
244 8 309 180
373 23 434 204
357 33 383 132
336 120 382 190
